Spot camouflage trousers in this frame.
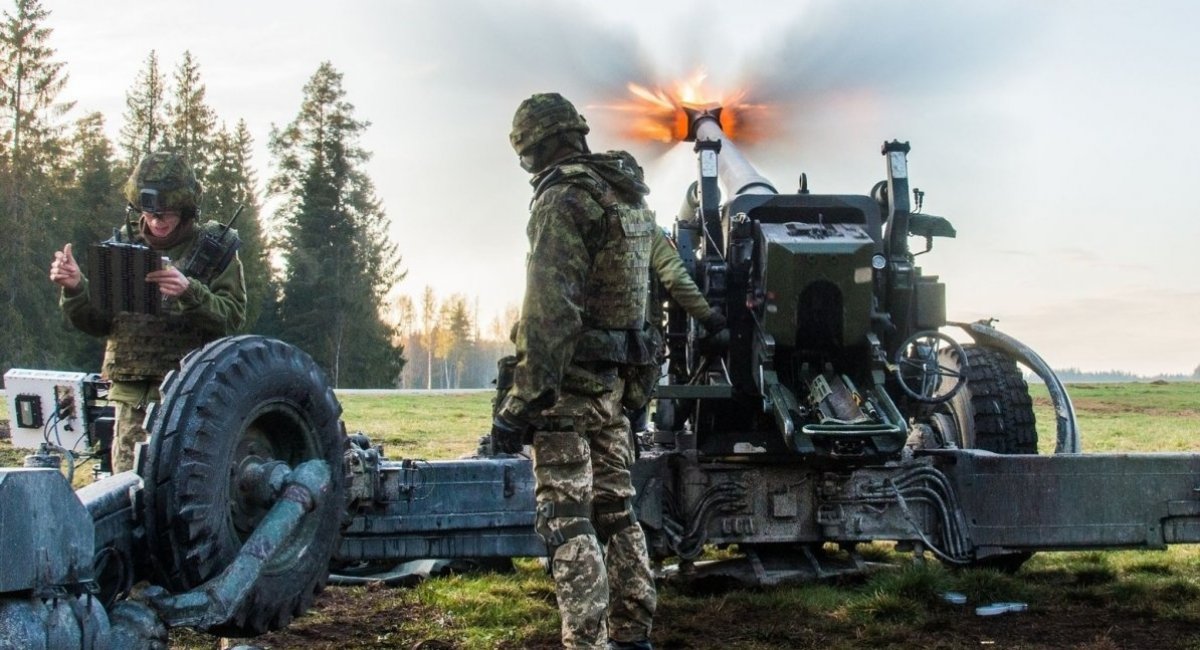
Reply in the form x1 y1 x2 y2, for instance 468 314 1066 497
112 398 150 473
531 367 657 650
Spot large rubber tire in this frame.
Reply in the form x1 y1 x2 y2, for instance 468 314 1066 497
939 343 1037 572
141 335 346 636
940 344 1037 453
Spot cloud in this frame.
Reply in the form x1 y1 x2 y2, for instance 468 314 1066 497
726 1 1048 157
387 1 657 103
741 1 1043 100
1051 247 1150 273
47 0 1199 377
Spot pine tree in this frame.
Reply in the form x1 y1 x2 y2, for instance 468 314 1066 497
0 0 71 176
421 286 437 389
0 0 74 370
57 111 121 369
268 62 405 387
163 50 215 180
118 50 165 171
441 294 473 389
206 120 273 331
63 112 121 244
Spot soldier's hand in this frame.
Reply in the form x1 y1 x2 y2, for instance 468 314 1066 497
146 266 190 298
699 328 730 355
490 412 528 455
699 309 730 354
49 243 82 291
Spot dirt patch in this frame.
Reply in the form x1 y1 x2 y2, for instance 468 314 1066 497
181 588 462 650
173 584 1200 650
658 600 1199 649
947 604 1197 650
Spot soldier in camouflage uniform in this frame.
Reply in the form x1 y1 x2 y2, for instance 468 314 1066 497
649 227 722 327
492 93 658 650
49 152 246 472
605 151 727 430
606 151 725 332
622 227 728 430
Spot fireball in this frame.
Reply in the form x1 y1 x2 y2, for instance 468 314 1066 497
596 69 764 144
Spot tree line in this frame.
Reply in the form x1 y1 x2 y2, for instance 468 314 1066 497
389 289 518 389
0 0 412 387
1034 367 1200 383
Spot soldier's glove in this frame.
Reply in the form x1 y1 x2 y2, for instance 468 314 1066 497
699 309 730 354
490 415 527 455
701 309 727 333
490 396 531 455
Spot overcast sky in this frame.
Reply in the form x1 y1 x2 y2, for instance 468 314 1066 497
46 0 1200 375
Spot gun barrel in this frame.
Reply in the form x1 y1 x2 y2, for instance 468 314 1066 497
689 110 777 198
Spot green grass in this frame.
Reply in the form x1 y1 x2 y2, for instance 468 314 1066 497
336 391 493 461
409 559 561 648
1032 382 1200 453
5 382 1200 649
0 391 494 476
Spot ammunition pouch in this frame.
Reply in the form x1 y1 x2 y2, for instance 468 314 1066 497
104 312 211 382
561 363 618 398
620 363 660 411
620 322 664 410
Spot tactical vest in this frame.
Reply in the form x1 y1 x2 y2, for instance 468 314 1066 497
100 220 234 382
103 312 212 382
538 164 656 331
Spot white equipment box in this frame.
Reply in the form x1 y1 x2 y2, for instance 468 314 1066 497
3 369 93 452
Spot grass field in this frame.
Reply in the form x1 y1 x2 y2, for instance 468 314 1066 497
3 382 1200 649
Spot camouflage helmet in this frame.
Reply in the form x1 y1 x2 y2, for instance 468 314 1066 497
123 151 202 215
509 92 590 155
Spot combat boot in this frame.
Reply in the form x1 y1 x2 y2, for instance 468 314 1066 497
608 641 653 650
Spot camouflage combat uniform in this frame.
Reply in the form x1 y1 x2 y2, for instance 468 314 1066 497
59 153 246 472
61 222 245 471
502 151 660 649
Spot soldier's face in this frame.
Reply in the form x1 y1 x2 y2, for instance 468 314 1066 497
143 210 181 238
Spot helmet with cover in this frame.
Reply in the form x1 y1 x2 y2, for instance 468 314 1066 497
509 92 590 156
123 152 202 218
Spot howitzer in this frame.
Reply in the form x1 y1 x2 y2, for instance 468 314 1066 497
4 109 1200 646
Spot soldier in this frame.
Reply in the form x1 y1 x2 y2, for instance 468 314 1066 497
608 151 726 335
650 227 724 332
602 151 728 432
493 93 657 650
49 152 246 472
618 226 729 432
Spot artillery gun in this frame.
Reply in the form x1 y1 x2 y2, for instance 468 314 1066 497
3 108 1199 646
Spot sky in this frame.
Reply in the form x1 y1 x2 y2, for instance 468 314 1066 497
45 0 1200 376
